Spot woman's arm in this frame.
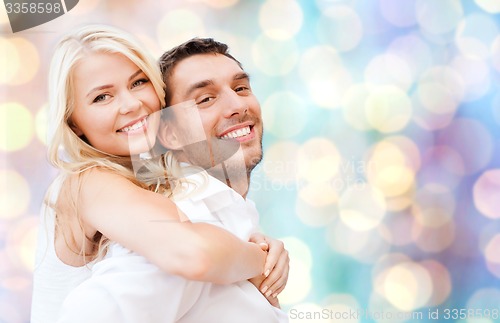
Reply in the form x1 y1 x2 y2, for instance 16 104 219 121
76 168 266 284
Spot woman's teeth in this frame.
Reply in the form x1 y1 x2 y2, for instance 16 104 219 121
118 118 146 132
221 126 251 139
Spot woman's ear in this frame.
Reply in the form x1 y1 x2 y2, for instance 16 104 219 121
68 120 83 136
157 121 182 150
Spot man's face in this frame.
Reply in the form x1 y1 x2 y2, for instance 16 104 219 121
165 53 263 175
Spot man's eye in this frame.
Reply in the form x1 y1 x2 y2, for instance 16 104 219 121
235 86 249 92
93 94 110 103
132 78 149 87
197 96 214 104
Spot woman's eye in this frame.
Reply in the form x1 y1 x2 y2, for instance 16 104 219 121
132 78 149 88
93 94 110 103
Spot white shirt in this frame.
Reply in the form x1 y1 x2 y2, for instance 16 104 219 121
56 174 288 323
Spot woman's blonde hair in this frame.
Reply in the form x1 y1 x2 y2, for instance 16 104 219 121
45 24 168 262
47 24 165 173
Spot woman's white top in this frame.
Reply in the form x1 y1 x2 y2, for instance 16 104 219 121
31 175 96 323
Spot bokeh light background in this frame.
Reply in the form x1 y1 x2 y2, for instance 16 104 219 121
1 0 500 322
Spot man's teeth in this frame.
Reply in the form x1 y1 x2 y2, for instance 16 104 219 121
119 118 146 132
221 126 251 139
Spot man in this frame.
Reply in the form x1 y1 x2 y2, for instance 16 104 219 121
57 38 289 323
158 38 263 199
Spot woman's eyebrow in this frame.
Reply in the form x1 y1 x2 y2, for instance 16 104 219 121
86 70 143 98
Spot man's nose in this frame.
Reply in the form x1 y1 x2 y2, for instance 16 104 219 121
222 90 248 118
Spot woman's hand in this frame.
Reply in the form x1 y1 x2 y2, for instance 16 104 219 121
248 232 289 307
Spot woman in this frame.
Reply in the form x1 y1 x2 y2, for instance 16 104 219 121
31 25 287 322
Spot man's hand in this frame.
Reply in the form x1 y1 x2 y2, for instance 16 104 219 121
248 232 289 308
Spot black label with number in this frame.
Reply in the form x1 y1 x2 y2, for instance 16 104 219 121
3 0 80 33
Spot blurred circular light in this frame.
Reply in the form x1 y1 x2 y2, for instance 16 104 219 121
35 104 48 145
279 237 312 304
299 46 352 109
315 0 356 11
0 170 30 219
296 183 339 227
385 136 421 172
0 300 24 323
262 141 299 183
492 36 500 73
252 35 299 76
297 137 341 183
455 14 498 60
473 169 500 219
0 3 10 24
9 37 39 85
259 0 303 40
380 0 417 27
201 0 239 8
474 0 500 13
466 288 500 314
451 55 490 102
157 9 205 50
327 220 390 264
366 140 416 197
419 260 452 306
379 211 415 246
0 37 20 84
385 194 413 212
135 32 164 62
414 66 465 130
388 34 433 79
484 234 500 278
0 102 34 151
412 221 455 253
339 185 386 231
413 183 455 227
365 54 413 91
6 216 39 271
323 293 361 322
368 293 414 323
420 65 465 102
298 182 338 207
372 253 411 283
365 86 412 133
416 0 464 35
417 81 459 115
316 5 363 52
68 0 100 15
262 92 307 138
420 146 466 187
382 261 433 311
342 84 372 131
437 118 493 175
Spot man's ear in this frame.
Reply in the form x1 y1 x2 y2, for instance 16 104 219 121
157 122 182 150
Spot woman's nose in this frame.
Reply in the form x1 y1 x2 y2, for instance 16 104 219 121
119 91 142 114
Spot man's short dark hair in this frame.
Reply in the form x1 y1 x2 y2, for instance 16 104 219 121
159 38 243 105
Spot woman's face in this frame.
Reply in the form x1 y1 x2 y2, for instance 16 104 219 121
70 52 161 156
